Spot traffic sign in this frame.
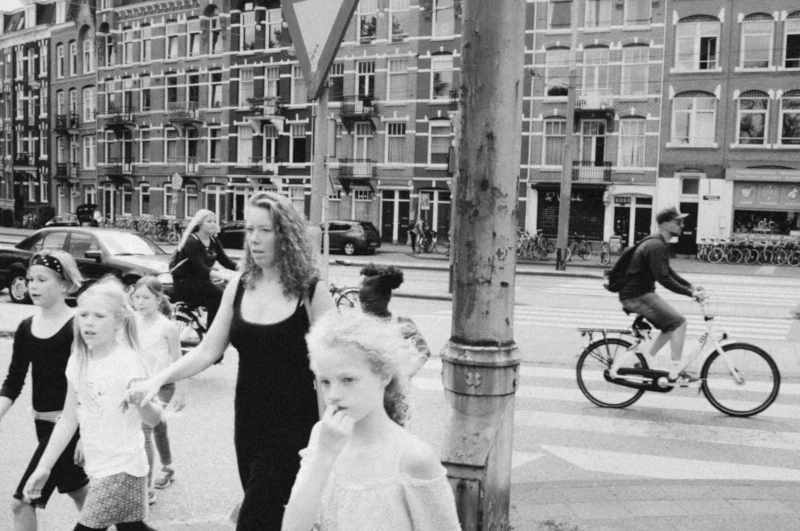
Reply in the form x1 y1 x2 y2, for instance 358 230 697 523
282 0 359 101
171 172 183 189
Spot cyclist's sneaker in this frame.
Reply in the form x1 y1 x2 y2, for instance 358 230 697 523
667 371 700 387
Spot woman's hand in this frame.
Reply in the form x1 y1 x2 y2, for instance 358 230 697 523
128 376 165 408
317 406 354 458
24 467 51 501
171 390 187 412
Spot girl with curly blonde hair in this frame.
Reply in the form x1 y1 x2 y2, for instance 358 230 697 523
283 312 461 531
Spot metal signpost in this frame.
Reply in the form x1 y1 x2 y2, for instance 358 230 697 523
282 0 359 283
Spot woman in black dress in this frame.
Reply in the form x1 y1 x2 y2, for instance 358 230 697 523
131 192 335 530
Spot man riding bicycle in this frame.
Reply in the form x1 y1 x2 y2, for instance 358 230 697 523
610 207 707 385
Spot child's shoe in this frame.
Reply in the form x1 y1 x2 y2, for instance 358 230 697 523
154 466 175 489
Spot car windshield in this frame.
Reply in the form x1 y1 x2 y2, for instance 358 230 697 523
96 232 164 256
360 222 379 231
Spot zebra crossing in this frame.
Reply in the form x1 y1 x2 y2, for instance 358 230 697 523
412 358 800 482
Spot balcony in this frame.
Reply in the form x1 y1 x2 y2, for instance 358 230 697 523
244 97 285 118
337 158 376 193
339 95 380 131
55 162 79 181
576 88 614 110
104 157 133 177
167 156 200 175
105 105 136 132
13 153 34 167
54 112 80 134
249 156 278 175
167 101 202 126
27 115 36 126
572 161 611 183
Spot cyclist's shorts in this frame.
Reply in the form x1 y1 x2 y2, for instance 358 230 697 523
621 292 686 333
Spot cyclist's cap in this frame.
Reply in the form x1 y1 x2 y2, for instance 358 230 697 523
656 207 689 224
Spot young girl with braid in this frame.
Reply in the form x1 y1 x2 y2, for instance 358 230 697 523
24 277 163 531
283 313 460 530
0 250 89 531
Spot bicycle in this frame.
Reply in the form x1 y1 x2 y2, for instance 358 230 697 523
598 241 611 265
329 282 360 313
173 301 208 355
565 232 592 261
575 298 780 418
166 220 183 245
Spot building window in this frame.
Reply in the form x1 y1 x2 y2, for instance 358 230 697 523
57 91 65 114
56 44 64 78
122 183 132 216
140 77 151 111
165 129 179 163
428 122 450 165
386 122 406 164
105 34 116 66
166 22 180 59
291 124 307 163
292 65 307 104
140 129 151 162
389 0 409 41
357 61 375 99
585 0 611 28
69 41 77 75
185 184 198 217
288 187 305 212
358 0 377 44
69 88 77 113
387 59 408 101
780 91 800 145
164 184 174 217
188 19 201 56
241 7 256 51
681 178 699 195
239 68 254 107
433 0 455 37
671 92 716 146
675 16 720 71
784 13 800 68
582 47 609 89
545 47 569 97
83 135 95 168
549 0 571 29
209 71 223 108
624 0 650 26
266 9 283 48
740 14 774 69
205 184 225 219
122 31 134 65
543 119 566 166
40 46 48 75
141 27 151 62
82 37 94 73
210 17 223 54
139 183 150 216
263 125 278 161
621 46 648 97
353 122 373 158
737 91 768 145
265 67 280 98
431 55 453 100
209 127 221 162
618 119 646 167
166 75 178 105
237 125 253 165
82 87 95 122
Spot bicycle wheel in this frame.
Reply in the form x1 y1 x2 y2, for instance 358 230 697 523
788 251 800 267
336 289 361 313
744 248 758 265
757 250 773 265
579 242 593 260
599 250 610 265
167 231 181 245
576 338 647 409
773 250 788 266
709 247 725 264
173 307 204 354
700 343 780 417
563 247 573 262
435 235 450 255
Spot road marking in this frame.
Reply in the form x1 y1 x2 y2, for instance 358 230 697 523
540 445 800 481
512 451 546 469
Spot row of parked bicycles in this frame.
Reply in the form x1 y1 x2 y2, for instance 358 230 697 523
696 236 800 266
517 229 612 265
106 216 185 244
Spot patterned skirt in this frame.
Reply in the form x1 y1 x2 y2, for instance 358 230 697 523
79 473 147 528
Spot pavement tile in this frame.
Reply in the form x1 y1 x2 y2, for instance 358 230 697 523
672 498 739 516
615 517 681 531
511 502 576 524
727 499 796 514
663 514 757 531
657 484 722 500
552 486 621 502
606 485 670 501
622 500 687 518
762 485 800 501
713 484 781 500
569 501 633 519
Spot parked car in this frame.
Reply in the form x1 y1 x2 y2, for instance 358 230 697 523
0 227 174 304
76 203 100 226
217 220 245 249
45 213 80 227
322 220 381 255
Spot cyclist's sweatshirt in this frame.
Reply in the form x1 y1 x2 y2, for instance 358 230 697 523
619 234 694 301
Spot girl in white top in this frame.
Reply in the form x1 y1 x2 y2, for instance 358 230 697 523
282 312 461 531
25 277 163 531
132 276 186 501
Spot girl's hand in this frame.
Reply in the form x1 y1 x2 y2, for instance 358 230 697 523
24 467 51 500
171 391 187 412
317 406 354 458
128 377 163 408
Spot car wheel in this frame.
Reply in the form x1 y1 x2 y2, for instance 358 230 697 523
343 242 357 256
8 272 31 304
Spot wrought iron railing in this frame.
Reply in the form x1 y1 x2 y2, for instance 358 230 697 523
338 158 377 179
572 161 611 182
340 95 379 117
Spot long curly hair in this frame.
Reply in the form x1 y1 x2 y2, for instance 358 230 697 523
241 191 318 297
306 312 412 427
359 264 404 295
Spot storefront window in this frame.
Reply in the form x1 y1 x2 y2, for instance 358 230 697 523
732 181 800 236
780 91 800 145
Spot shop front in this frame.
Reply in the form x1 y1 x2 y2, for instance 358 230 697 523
534 184 606 241
727 169 800 240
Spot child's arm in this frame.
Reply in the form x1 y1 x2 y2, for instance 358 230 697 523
164 321 187 411
135 397 163 428
282 408 353 531
24 383 80 499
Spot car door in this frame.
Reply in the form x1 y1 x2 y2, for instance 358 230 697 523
66 232 112 284
326 223 347 251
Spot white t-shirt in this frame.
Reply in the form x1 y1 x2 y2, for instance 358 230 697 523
65 344 149 479
137 315 173 376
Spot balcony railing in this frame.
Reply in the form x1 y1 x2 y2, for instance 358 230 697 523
56 162 80 179
572 161 611 183
167 101 200 122
575 88 614 110
27 115 36 126
338 158 377 179
245 97 284 117
340 95 379 118
106 105 136 126
55 112 80 132
13 153 34 166
105 157 133 175
249 156 278 174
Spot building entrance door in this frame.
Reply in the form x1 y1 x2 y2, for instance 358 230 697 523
676 202 698 255
380 190 410 243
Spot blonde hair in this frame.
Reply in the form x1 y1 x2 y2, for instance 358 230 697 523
306 312 411 426
72 276 144 388
134 275 173 318
178 209 216 251
29 249 83 294
241 191 317 297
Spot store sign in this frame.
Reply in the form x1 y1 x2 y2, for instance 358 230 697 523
702 195 720 201
733 182 800 208
420 194 431 211
726 168 800 181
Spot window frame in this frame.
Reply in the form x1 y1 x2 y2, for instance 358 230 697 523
740 16 774 69
385 122 407 164
427 121 451 166
544 47 570 98
783 15 800 69
670 93 717 147
542 119 567 166
620 46 648 98
735 91 769 145
674 18 721 72
779 92 800 145
617 118 646 168
430 55 454 100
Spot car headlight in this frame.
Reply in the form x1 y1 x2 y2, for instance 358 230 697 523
157 273 173 286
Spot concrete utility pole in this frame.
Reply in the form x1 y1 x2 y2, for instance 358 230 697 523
309 85 330 283
441 0 525 528
555 0 580 271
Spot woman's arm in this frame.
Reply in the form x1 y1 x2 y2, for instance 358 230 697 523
163 321 187 410
136 399 163 427
0 322 33 423
310 279 337 322
213 238 238 271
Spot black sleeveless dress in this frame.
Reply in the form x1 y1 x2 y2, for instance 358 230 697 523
229 279 319 531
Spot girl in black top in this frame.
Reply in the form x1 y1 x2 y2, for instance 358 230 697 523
130 192 336 530
171 209 238 328
0 250 89 529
